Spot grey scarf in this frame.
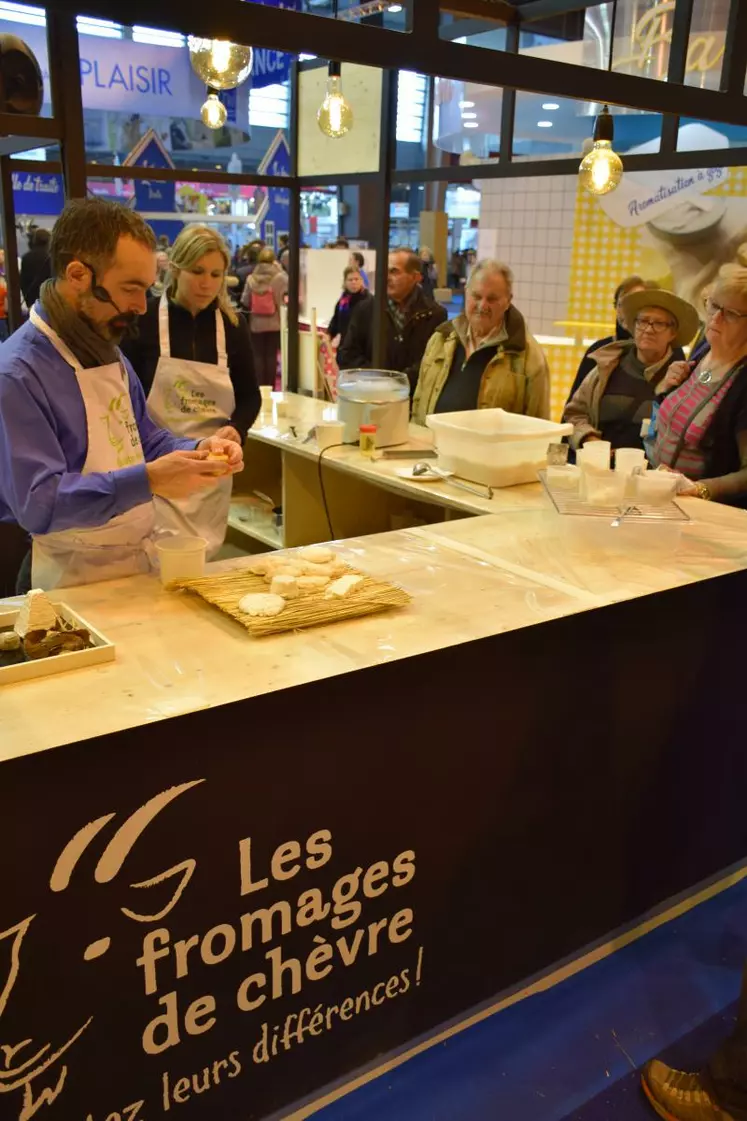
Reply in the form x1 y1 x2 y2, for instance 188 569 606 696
39 279 118 369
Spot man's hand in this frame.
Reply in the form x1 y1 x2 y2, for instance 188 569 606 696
659 360 693 394
196 434 244 471
212 425 243 446
146 450 236 500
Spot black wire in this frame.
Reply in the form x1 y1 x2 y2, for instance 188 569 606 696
317 442 351 541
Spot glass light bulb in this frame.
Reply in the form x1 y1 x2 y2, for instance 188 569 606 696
579 139 624 196
201 93 227 130
188 36 253 90
317 76 354 139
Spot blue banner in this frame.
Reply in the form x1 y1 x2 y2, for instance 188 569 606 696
12 172 63 217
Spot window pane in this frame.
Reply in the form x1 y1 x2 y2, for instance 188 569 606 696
434 79 501 163
300 187 340 248
684 0 729 90
87 176 291 255
609 0 728 85
610 0 672 80
514 94 662 160
677 119 747 150
520 4 614 72
78 20 290 173
10 151 62 221
298 62 381 176
294 0 407 30
440 2 614 74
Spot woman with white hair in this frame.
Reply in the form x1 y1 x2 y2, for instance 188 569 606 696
123 224 260 555
649 263 747 506
412 259 550 423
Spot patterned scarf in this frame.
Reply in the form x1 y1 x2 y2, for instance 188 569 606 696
39 279 119 369
388 289 418 334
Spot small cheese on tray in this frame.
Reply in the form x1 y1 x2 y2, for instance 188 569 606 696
325 574 364 599
238 593 286 617
270 574 300 599
298 546 334 565
297 575 330 590
14 588 59 638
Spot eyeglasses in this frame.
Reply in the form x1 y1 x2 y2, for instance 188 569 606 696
704 297 747 325
635 317 675 334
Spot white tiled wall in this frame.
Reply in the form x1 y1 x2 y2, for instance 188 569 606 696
475 174 577 338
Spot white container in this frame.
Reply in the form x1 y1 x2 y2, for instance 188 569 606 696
581 468 627 507
315 421 345 451
425 409 573 488
156 535 207 586
546 465 581 492
337 369 410 447
634 471 679 506
0 601 115 686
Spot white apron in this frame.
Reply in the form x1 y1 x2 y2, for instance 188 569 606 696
29 309 157 590
147 295 235 558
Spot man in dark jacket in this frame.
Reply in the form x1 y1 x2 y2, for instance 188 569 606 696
338 248 447 392
20 227 52 310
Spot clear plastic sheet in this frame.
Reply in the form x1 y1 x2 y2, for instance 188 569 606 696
0 528 594 763
412 500 747 602
3 501 746 763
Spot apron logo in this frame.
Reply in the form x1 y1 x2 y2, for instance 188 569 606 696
166 378 219 418
101 393 143 469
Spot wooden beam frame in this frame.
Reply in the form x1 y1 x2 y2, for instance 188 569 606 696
60 0 747 127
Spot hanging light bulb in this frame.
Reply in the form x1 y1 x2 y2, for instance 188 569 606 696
201 91 227 130
317 61 354 139
579 105 623 196
188 36 253 90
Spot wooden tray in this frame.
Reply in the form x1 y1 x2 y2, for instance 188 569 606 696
172 565 411 637
0 601 115 686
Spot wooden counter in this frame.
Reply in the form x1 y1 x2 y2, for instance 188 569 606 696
2 503 747 1121
231 392 541 550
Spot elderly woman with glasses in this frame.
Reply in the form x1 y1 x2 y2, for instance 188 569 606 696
563 289 699 453
649 264 747 505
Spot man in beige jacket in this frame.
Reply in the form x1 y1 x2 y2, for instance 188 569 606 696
412 259 550 425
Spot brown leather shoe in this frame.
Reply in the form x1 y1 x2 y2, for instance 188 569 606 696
642 1060 736 1120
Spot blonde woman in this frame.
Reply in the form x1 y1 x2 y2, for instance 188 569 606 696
123 224 259 555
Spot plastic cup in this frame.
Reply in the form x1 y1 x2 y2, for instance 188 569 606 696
315 421 345 451
615 448 646 474
577 440 611 471
156 535 207 586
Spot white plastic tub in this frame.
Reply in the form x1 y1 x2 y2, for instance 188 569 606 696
426 409 573 488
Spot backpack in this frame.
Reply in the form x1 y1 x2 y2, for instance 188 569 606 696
251 288 276 316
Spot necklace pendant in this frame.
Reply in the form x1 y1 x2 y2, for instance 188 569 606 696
697 368 713 385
